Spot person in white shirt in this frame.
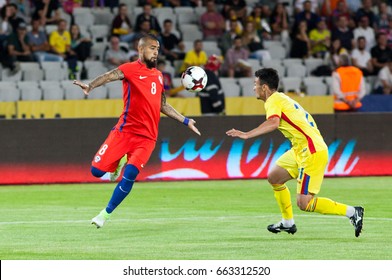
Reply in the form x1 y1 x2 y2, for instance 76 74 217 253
353 15 375 52
351 36 374 76
374 61 392 94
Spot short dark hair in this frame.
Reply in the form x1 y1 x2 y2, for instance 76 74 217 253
255 68 279 91
163 19 173 25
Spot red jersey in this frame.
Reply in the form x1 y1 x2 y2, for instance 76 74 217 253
116 60 164 141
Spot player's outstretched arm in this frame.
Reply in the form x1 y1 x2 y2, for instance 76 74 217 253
73 68 124 96
226 116 280 139
160 92 201 136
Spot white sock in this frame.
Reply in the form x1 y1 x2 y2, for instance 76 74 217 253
346 206 355 218
282 218 295 227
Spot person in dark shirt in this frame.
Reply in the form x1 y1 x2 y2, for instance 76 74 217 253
134 4 161 35
159 19 185 63
332 15 354 52
371 32 392 74
198 55 225 115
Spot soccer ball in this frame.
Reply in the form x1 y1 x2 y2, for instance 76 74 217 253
181 66 208 93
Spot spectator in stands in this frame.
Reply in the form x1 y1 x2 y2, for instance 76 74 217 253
247 4 272 41
241 21 271 62
159 19 185 64
222 0 247 23
355 0 377 29
324 38 348 70
179 39 207 75
332 54 366 112
134 4 161 35
294 0 320 14
371 32 392 74
320 0 342 17
224 8 243 35
309 17 331 58
200 0 225 41
332 15 354 51
70 23 92 62
104 35 129 69
353 15 375 52
351 36 374 76
293 0 320 35
290 20 311 59
0 4 16 66
157 59 185 97
198 55 225 116
375 2 391 31
345 0 362 13
330 1 355 29
82 0 104 7
27 17 63 62
384 17 392 48
6 22 34 71
111 3 134 44
374 60 392 94
32 0 61 25
2 3 25 32
221 35 251 78
49 19 78 78
269 2 290 41
219 19 239 57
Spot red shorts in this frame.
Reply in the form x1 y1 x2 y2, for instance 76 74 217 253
91 129 156 172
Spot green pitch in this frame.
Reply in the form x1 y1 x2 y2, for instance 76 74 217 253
0 177 391 260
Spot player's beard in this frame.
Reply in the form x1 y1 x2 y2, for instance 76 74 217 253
145 57 157 69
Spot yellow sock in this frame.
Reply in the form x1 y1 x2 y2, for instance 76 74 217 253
272 184 293 220
305 197 347 216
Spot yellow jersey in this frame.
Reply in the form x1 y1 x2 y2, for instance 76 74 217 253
265 92 328 155
49 30 71 54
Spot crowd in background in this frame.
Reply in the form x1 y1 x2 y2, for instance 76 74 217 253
0 0 392 96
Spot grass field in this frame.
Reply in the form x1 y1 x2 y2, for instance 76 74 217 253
0 177 391 260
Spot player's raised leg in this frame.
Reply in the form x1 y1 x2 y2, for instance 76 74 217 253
296 150 364 237
92 164 139 228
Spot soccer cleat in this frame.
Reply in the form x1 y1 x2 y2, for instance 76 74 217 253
267 222 297 235
91 209 111 228
109 155 127 182
350 206 364 237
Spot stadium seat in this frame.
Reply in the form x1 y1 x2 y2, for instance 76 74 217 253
237 77 254 96
282 58 303 68
153 7 173 18
219 78 240 97
0 87 20 102
106 82 124 99
19 62 44 81
286 63 307 78
41 81 64 100
158 13 177 31
41 61 67 80
87 85 108 100
179 24 202 41
194 6 207 17
89 24 110 43
86 64 109 80
174 7 194 14
261 60 285 78
303 77 328 96
61 80 85 100
90 42 107 61
91 8 113 26
177 11 198 25
1 69 22 81
304 58 324 76
266 45 286 60
281 77 303 93
248 59 261 73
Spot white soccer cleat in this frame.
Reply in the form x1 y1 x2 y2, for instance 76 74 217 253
91 209 111 228
109 155 127 182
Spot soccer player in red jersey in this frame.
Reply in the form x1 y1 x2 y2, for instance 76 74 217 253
73 34 201 228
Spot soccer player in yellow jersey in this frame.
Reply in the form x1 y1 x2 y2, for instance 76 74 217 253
226 68 364 237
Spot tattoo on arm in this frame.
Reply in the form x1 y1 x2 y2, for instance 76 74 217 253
88 68 124 90
161 92 184 123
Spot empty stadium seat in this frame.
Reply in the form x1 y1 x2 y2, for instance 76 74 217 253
219 78 240 97
106 82 124 99
0 87 20 102
286 63 307 78
281 77 303 93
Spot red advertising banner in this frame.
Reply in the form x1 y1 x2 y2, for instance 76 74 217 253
0 114 391 185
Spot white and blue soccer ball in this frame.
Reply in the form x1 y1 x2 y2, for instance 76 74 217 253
181 66 208 93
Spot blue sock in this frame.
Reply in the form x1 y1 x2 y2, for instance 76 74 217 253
105 164 139 214
91 166 106 177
